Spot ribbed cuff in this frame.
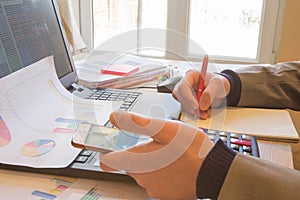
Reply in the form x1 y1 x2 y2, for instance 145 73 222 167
220 69 242 106
196 140 237 200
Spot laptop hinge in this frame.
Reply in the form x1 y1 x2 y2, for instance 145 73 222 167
71 83 84 92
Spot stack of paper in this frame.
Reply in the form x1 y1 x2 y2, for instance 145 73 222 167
75 52 171 89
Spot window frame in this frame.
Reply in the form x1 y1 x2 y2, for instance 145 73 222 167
78 0 285 64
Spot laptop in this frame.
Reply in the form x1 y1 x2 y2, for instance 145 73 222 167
0 0 181 180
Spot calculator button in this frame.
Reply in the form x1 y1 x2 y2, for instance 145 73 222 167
242 135 252 140
243 146 252 152
201 128 259 157
218 131 228 136
208 134 216 141
230 144 239 150
230 138 252 147
219 136 228 142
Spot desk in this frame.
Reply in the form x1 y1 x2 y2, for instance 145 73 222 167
257 140 293 168
0 141 293 200
0 139 294 199
0 169 148 199
0 53 294 198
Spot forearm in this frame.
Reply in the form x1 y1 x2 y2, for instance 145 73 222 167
197 141 300 200
222 61 300 111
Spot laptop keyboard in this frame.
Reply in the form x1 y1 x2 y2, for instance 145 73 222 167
73 89 143 166
83 88 142 111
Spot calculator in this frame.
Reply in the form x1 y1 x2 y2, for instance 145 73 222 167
201 128 260 157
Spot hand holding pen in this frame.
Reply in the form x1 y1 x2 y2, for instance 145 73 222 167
173 55 231 119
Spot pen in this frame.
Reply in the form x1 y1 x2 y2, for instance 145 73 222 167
196 55 208 102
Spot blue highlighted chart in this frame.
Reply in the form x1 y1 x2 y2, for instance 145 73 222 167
20 139 55 157
0 116 11 147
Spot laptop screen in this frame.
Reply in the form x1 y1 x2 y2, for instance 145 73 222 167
0 0 77 88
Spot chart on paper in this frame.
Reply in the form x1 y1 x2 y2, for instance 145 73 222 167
20 139 55 157
0 116 11 147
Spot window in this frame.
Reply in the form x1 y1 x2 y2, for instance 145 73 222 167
92 0 167 57
79 0 283 64
189 0 263 60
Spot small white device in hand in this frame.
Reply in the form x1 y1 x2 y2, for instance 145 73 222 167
72 122 152 153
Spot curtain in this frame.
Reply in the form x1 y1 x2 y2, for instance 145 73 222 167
56 0 86 53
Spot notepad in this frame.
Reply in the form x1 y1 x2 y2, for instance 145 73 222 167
101 64 139 76
181 107 299 143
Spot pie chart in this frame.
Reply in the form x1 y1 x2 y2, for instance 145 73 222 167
0 116 11 147
20 139 55 157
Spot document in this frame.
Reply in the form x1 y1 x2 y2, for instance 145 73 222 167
181 107 299 143
0 169 148 200
75 52 170 88
0 57 120 168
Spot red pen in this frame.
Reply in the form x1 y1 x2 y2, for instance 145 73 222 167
196 55 208 102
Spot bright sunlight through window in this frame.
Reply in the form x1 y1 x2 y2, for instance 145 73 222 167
189 0 264 60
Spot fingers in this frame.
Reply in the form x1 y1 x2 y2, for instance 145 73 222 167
172 71 230 117
172 69 214 117
199 109 211 120
102 111 206 173
100 157 116 171
172 70 200 115
109 110 181 144
99 140 164 173
100 141 163 172
99 124 198 173
200 75 229 111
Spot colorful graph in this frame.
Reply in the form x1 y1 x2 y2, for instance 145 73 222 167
31 178 74 200
20 139 55 157
53 115 94 134
81 186 102 200
0 116 11 147
53 128 76 134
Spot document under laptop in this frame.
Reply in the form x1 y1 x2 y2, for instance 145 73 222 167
0 0 181 179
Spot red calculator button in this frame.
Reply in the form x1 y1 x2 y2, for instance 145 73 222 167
230 138 251 146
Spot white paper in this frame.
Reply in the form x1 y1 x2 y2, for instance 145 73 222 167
0 169 76 200
75 52 165 83
182 107 299 142
0 169 148 200
0 56 121 168
57 178 148 200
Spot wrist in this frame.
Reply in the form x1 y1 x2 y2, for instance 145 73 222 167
219 70 242 106
196 140 237 199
